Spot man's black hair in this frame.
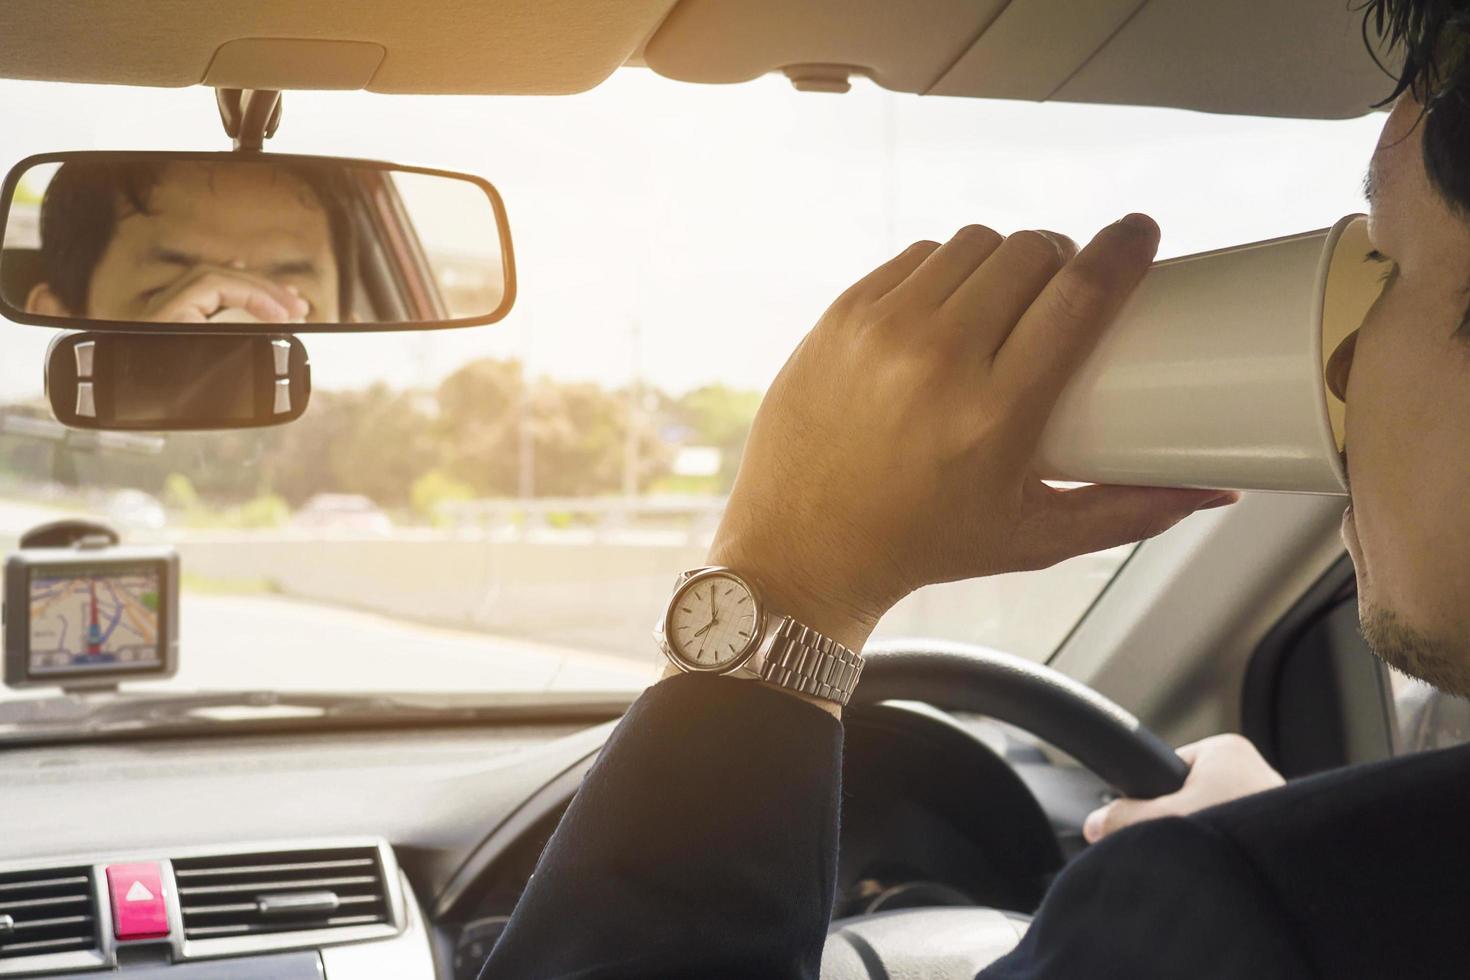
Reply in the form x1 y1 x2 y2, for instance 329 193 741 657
1363 0 1470 213
37 158 357 316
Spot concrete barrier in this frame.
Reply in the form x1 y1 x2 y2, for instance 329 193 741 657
0 494 1128 664
174 529 703 657
173 529 1127 663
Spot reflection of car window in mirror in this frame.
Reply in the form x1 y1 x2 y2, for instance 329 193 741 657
0 154 513 330
391 170 506 321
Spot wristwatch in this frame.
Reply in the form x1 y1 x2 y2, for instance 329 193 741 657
654 565 865 706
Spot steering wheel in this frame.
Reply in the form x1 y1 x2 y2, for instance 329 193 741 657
822 639 1187 979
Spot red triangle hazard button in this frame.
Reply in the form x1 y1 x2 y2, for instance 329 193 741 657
106 862 169 940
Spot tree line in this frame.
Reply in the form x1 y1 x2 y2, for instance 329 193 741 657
0 357 761 514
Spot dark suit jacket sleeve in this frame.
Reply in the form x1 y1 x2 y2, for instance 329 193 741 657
481 659 1470 980
986 740 1470 980
479 671 1317 980
480 671 844 979
979 817 1315 980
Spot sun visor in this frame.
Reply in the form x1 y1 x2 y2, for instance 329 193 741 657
644 0 1008 93
945 0 1392 119
0 0 1397 111
646 0 1395 119
0 0 678 94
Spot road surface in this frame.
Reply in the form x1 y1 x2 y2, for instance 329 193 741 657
1 590 655 702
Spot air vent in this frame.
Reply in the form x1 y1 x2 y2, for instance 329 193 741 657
174 847 389 941
0 866 99 960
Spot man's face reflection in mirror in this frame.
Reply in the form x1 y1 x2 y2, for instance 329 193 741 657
25 160 351 324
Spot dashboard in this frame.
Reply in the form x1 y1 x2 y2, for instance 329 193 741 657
0 703 1108 978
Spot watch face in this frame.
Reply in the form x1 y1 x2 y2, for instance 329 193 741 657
668 572 759 670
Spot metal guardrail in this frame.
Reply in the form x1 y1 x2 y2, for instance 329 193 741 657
0 413 164 454
435 494 727 547
440 495 726 518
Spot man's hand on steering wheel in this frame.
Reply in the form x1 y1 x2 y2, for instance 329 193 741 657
1083 733 1285 842
709 216 1239 655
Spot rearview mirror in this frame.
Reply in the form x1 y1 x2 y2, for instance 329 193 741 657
45 331 311 430
0 151 515 332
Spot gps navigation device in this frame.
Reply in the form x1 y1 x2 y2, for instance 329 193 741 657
4 544 179 689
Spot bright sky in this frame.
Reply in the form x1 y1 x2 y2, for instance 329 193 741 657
0 69 1385 399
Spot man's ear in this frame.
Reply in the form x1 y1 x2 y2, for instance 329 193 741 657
25 282 74 317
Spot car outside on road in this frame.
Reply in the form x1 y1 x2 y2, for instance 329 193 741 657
288 493 394 536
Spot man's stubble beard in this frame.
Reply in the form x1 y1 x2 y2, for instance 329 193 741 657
1360 602 1470 698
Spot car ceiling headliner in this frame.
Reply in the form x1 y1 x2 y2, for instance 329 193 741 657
0 0 1395 119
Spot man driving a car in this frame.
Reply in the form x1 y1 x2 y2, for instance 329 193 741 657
23 158 352 324
481 1 1470 976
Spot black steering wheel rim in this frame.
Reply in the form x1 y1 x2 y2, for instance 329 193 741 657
821 640 1187 979
855 639 1187 800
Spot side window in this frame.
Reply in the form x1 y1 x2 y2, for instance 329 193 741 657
1247 554 1470 770
1243 556 1395 777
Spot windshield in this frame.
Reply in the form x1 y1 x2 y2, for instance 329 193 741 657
0 73 1381 716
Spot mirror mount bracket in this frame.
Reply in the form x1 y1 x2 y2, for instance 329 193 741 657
215 88 282 152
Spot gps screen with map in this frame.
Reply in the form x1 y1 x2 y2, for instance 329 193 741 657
26 561 164 675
